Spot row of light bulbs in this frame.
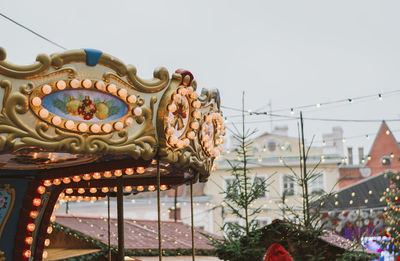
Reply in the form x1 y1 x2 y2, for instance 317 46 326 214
31 78 142 133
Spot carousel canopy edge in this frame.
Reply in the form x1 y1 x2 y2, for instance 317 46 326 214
0 47 225 181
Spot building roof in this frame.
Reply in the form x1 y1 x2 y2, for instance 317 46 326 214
320 173 390 211
53 215 217 251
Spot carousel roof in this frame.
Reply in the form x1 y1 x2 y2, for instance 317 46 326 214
0 47 225 183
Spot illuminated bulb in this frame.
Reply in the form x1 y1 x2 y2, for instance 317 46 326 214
173 94 182 102
90 188 97 193
160 185 167 191
101 187 109 193
187 86 194 94
134 107 142 116
127 95 137 104
78 188 85 194
192 110 201 119
23 250 31 258
27 223 35 232
351 192 355 197
107 84 117 93
369 190 373 195
95 81 105 90
125 186 132 192
44 238 51 247
335 201 339 206
44 180 52 187
187 131 195 139
32 198 41 207
30 211 38 219
183 138 190 146
39 109 49 118
148 185 155 191
37 186 46 194
342 138 346 143
84 196 90 201
65 120 74 130
25 236 33 245
190 92 198 99
43 251 48 259
82 174 91 180
65 188 73 194
90 124 100 133
114 169 123 177
64 196 70 201
63 177 71 184
103 171 112 178
114 121 123 131
77 196 83 201
125 117 134 126
316 103 321 108
32 97 42 106
93 172 101 179
349 200 353 205
72 175 81 182
169 135 178 145
78 123 88 132
378 93 382 100
168 103 177 112
136 167 145 174
102 123 112 133
58 192 65 199
365 199 368 204
179 88 188 96
290 108 294 115
69 79 79 88
177 139 184 148
52 116 62 125
91 197 97 202
42 84 52 94
50 214 56 222
386 130 390 135
46 226 53 234
117 88 128 98
54 203 60 211
125 168 134 175
191 122 199 130
82 79 92 88
192 100 201 109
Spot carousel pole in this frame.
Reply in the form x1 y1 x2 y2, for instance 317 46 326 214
157 158 162 260
117 176 125 261
108 195 111 261
190 181 195 261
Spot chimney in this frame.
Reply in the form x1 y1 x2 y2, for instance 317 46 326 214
358 147 364 164
347 147 353 165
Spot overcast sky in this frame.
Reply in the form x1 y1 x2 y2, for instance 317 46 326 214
2 0 400 159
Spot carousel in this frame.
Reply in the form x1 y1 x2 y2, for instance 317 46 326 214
0 47 224 260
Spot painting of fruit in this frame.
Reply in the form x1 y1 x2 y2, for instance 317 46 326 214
47 90 125 122
95 101 109 120
65 96 81 116
78 96 97 120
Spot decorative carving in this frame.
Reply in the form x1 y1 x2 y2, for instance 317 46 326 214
0 184 15 239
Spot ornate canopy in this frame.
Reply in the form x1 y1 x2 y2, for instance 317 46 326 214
0 47 224 260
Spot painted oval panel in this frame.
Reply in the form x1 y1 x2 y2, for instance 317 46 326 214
42 90 128 122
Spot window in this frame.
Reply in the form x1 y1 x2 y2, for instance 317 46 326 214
381 156 391 166
308 172 325 195
282 174 295 196
253 175 268 198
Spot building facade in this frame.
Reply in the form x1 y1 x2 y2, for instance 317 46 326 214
205 126 343 235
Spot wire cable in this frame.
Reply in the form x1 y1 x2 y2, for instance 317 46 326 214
0 12 67 50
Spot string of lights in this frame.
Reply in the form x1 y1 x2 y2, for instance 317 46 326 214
222 89 399 116
0 12 67 50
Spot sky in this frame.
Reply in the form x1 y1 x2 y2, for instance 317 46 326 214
2 0 400 160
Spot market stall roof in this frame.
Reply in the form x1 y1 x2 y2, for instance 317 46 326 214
319 173 389 211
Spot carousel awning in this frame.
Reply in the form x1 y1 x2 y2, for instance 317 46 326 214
0 47 224 261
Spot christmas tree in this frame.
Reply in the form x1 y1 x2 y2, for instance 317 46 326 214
382 171 400 255
207 92 268 261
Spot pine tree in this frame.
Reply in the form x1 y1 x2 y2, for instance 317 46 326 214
382 171 400 255
207 92 268 261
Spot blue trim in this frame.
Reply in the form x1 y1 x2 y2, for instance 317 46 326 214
84 49 102 66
